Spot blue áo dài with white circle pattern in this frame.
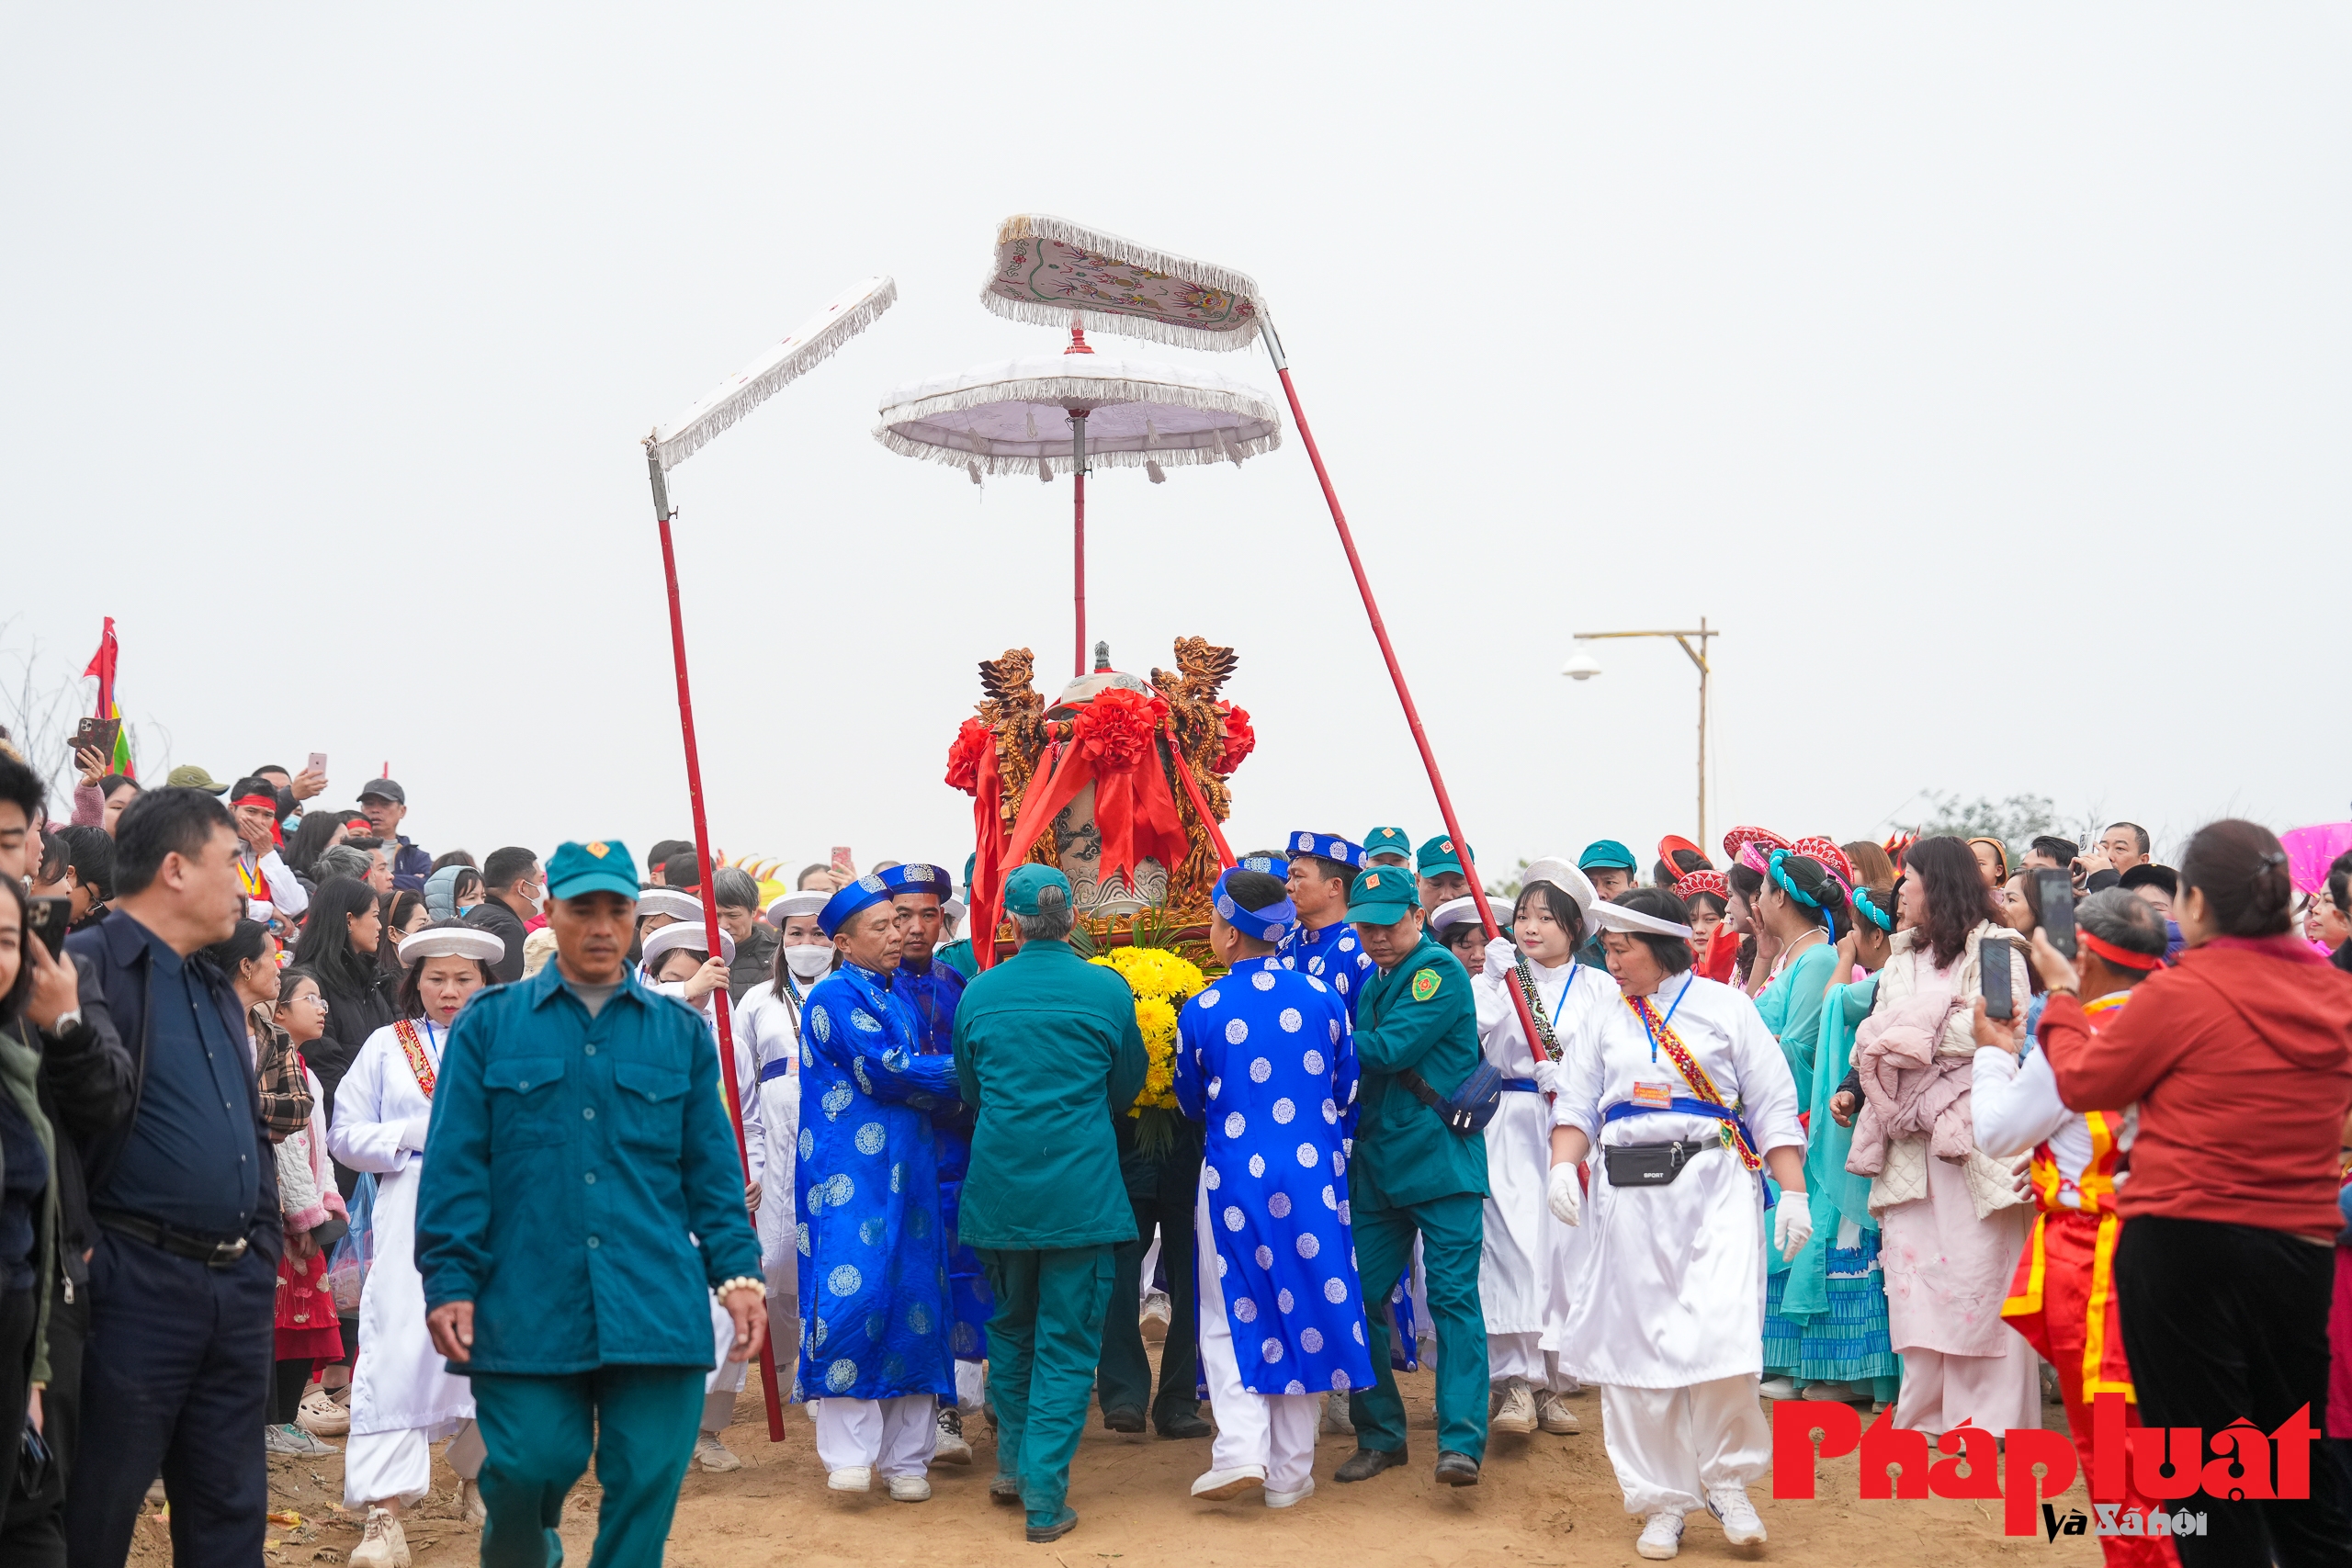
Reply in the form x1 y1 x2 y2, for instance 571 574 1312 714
793 961 964 1404
1175 953 1376 1397
1274 918 1377 1022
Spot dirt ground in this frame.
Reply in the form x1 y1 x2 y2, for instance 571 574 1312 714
141 1348 2100 1568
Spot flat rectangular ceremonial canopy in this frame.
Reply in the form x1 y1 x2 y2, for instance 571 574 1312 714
979 215 1263 353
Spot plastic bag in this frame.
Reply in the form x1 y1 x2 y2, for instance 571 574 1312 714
325 1172 377 1315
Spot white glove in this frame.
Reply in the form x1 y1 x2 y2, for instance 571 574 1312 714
1484 937 1517 980
1531 1058 1564 1097
1546 1161 1582 1226
1772 1194 1814 1262
401 1113 433 1153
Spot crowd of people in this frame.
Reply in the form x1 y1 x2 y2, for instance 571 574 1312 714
1 732 2348 1568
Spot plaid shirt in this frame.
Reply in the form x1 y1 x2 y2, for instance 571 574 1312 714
249 1004 315 1142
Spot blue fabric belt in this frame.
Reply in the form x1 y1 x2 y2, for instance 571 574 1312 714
1601 1095 1758 1149
759 1057 794 1084
1500 1078 1542 1093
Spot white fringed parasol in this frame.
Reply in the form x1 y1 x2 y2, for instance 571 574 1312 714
648 276 898 472
876 327 1282 674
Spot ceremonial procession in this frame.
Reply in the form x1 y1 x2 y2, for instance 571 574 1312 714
6 9 2350 1567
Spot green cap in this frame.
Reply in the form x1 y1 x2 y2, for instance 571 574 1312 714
1415 834 1473 877
546 839 641 901
1345 865 1419 925
165 765 229 795
1363 826 1411 863
1577 839 1637 872
1003 863 1072 916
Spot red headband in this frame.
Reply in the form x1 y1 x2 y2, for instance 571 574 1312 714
2078 927 2164 972
231 794 277 812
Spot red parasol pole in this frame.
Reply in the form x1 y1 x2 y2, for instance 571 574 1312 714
1258 319 1550 1055
1070 405 1090 678
647 452 787 1444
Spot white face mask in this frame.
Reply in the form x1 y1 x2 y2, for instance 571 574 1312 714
785 944 833 981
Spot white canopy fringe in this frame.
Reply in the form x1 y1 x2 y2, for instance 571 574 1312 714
648 276 897 472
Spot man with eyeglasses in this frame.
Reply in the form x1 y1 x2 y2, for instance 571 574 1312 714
464 847 543 983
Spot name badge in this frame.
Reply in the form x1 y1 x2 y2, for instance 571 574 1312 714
1632 1079 1673 1109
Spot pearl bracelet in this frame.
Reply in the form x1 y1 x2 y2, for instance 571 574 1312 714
716 1277 763 1300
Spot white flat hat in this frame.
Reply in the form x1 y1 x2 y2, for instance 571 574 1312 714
640 919 736 967
766 889 827 919
397 925 509 966
1428 895 1487 934
1517 856 1598 917
1589 900 1694 940
637 888 705 923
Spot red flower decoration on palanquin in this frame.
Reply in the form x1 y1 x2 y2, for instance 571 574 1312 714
1214 702 1255 775
944 717 992 796
1070 687 1168 774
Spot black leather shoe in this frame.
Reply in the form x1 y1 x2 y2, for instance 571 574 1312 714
1101 1406 1146 1433
1334 1446 1408 1483
1158 1410 1212 1439
1435 1450 1481 1486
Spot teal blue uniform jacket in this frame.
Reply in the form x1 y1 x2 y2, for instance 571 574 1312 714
1346 933 1489 1211
952 938 1148 1251
416 964 763 1376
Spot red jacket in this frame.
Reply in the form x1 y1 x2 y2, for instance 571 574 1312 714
2043 935 2352 1241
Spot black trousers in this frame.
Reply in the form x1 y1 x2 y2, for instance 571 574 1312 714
1095 1152 1200 1429
63 1230 275 1568
0 1287 36 1529
2 1274 87 1567
2114 1215 2352 1567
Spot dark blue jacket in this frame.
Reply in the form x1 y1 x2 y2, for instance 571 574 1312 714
64 910 283 1258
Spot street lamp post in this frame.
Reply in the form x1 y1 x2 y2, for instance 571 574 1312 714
1562 618 1717 852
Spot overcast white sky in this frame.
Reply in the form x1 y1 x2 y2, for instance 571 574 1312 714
5 6 2346 879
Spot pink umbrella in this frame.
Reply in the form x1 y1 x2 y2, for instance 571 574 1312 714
2281 822 2352 897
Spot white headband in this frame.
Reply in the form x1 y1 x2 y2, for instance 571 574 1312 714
397 926 508 966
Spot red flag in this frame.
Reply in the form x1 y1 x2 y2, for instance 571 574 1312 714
82 617 118 717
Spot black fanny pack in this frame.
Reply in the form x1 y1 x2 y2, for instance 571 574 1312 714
1395 1061 1506 1134
1602 1137 1713 1188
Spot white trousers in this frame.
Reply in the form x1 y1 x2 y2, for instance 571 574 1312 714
1193 1176 1317 1494
1598 1377 1770 1518
1892 1337 2039 1438
811 1394 937 1478
1489 1331 1577 1393
344 1426 434 1508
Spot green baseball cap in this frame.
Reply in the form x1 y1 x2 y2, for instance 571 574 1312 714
1415 834 1473 877
1345 865 1420 925
164 765 229 795
546 839 641 901
1363 826 1411 863
1004 863 1072 916
1577 839 1638 873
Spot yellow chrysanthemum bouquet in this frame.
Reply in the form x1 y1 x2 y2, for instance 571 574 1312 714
1091 945 1207 1155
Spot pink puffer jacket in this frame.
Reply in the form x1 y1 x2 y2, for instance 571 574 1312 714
1846 989 1974 1175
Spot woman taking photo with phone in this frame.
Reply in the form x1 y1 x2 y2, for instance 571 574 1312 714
2037 819 2352 1566
1847 835 2036 1440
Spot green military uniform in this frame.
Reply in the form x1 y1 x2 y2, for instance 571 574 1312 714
952 866 1148 1540
416 840 763 1568
1340 869 1491 1472
935 854 980 980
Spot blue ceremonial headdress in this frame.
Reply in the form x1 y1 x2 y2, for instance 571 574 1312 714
1850 883 1896 933
879 863 954 899
1212 867 1296 942
1287 830 1364 869
1237 852 1290 876
819 874 893 938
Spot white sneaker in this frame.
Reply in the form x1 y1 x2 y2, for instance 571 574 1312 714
1756 1376 1800 1400
933 1405 972 1465
1320 1389 1354 1437
827 1465 872 1492
297 1388 350 1438
1490 1381 1538 1435
887 1473 932 1502
1535 1392 1580 1434
694 1431 742 1472
1265 1475 1315 1509
349 1506 411 1568
1140 1289 1172 1325
459 1478 486 1524
1636 1510 1685 1560
1707 1484 1766 1545
1191 1465 1267 1501
266 1422 335 1456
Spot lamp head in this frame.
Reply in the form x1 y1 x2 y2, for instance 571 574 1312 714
1561 651 1602 682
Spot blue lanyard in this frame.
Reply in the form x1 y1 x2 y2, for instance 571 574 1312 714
421 1019 439 1057
1644 976 1691 1063
1548 963 1578 1033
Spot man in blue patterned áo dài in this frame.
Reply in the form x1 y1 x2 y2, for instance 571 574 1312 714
796 874 963 1501
953 863 1148 1544
1178 868 1374 1510
1277 831 1374 1020
414 839 764 1568
879 861 989 1464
